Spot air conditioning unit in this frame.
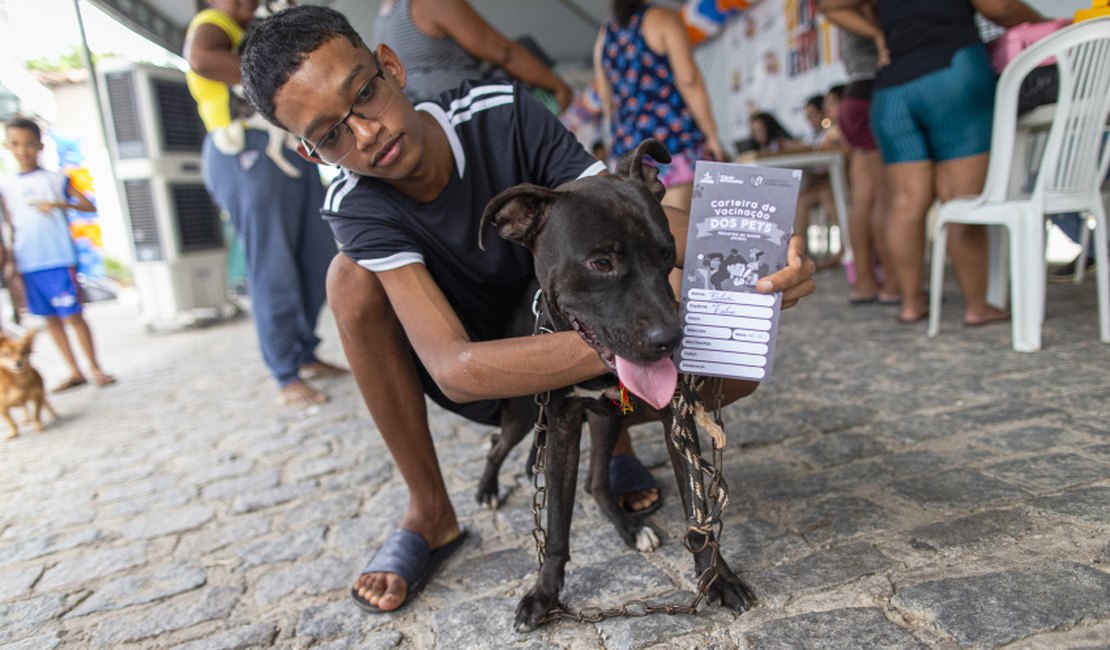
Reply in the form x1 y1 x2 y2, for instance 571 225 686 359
97 60 232 328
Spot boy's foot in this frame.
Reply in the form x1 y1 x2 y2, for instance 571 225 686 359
298 360 348 379
278 380 327 407
352 526 468 613
92 371 116 387
610 455 662 516
52 376 88 393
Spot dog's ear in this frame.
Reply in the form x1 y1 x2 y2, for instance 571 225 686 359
20 329 37 348
479 184 558 250
615 139 671 201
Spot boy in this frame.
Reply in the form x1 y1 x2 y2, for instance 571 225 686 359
241 6 815 613
0 117 114 391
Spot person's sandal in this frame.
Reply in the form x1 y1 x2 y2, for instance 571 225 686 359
610 455 663 517
52 377 88 393
351 527 469 613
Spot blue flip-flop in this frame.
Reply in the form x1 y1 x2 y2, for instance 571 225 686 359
610 455 663 517
351 527 469 613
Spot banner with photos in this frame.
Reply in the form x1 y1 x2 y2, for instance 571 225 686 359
722 0 847 143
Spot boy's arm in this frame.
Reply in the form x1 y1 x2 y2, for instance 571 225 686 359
374 262 608 404
65 182 96 213
375 227 814 405
34 179 95 213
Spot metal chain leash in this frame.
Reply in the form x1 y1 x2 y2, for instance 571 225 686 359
526 367 732 625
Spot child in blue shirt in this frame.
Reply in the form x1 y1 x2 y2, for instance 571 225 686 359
0 117 115 391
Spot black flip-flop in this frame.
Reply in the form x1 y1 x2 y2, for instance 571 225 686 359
610 455 663 517
351 527 469 614
849 295 878 305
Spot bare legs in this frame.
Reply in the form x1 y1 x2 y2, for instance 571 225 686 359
885 154 1009 324
45 313 113 390
794 179 839 264
935 154 1008 325
329 254 461 612
885 161 934 322
847 149 897 301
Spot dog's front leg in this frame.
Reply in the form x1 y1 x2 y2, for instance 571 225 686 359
585 412 660 551
30 396 47 431
659 407 755 613
477 396 535 509
1 407 19 439
515 402 582 632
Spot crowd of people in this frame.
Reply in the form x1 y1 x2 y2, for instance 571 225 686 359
2 0 1089 620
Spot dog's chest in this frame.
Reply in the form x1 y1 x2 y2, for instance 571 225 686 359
560 377 632 416
0 372 39 406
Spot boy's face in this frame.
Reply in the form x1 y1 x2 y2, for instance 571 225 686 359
5 128 42 171
275 39 426 181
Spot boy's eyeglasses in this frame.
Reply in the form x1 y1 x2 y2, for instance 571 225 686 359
301 51 394 163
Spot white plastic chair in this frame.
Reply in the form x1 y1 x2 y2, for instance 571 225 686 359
927 17 1110 352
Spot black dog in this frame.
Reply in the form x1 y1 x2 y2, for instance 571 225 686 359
479 140 755 631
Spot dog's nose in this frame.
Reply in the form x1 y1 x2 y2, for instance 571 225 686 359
646 324 681 355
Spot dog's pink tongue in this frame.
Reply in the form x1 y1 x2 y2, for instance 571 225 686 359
615 355 678 410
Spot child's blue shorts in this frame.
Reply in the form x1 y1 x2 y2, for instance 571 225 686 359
871 44 997 165
22 267 83 318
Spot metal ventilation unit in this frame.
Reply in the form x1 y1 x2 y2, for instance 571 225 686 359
98 60 231 328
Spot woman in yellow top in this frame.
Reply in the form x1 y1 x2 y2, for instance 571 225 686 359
184 0 346 407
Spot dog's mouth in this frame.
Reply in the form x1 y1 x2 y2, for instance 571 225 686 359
568 314 617 371
566 313 677 410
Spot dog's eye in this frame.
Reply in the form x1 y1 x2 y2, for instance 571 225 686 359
588 257 613 273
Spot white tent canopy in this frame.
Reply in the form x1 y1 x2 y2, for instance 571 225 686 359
86 0 620 68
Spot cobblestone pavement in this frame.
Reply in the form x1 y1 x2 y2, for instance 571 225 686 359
0 270 1108 649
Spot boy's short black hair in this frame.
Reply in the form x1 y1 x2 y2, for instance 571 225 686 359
240 5 366 128
805 94 824 112
5 116 41 141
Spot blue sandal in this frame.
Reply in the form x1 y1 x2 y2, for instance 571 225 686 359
351 527 469 613
610 455 663 517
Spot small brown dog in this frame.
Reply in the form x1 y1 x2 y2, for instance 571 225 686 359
0 330 57 439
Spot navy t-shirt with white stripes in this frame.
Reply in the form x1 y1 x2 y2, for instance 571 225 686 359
321 81 605 343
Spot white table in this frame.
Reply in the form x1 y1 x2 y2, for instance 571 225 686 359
744 150 852 263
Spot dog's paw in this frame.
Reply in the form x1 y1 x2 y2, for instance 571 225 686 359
475 471 503 509
475 486 501 510
635 526 661 552
514 587 561 632
707 570 756 613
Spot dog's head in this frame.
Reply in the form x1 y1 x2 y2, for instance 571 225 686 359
0 330 38 374
481 140 680 408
